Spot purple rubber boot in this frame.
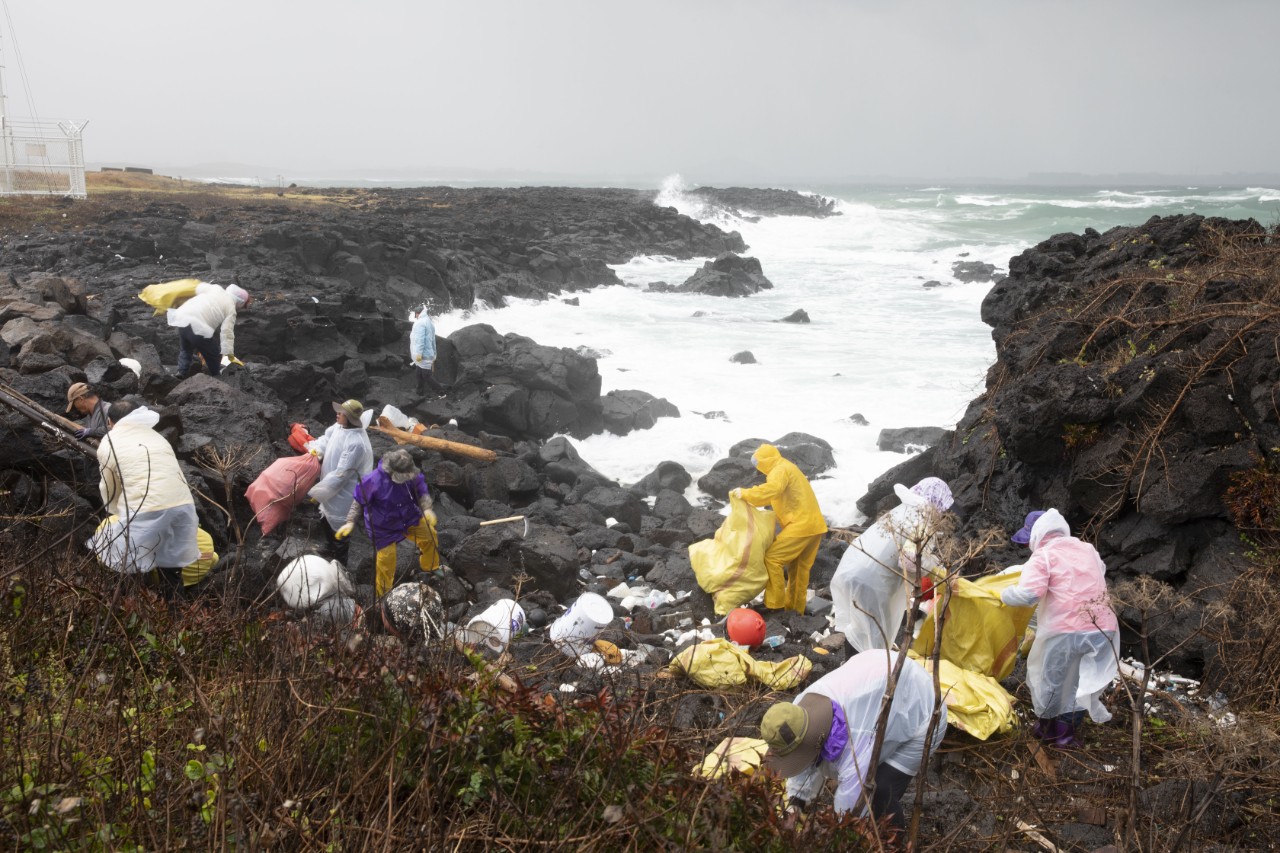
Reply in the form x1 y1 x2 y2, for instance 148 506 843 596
1030 718 1055 740
1053 720 1082 749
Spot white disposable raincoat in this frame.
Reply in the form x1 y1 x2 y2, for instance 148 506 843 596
831 501 941 653
88 407 199 573
166 282 241 355
1001 509 1119 721
786 651 945 814
306 419 374 529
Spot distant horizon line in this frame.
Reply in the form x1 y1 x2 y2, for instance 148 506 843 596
89 163 1280 190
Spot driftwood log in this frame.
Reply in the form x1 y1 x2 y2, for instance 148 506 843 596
372 416 498 463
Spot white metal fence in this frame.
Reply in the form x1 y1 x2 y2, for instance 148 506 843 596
0 118 86 199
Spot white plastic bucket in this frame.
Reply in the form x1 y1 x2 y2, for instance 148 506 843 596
459 599 526 653
549 592 615 658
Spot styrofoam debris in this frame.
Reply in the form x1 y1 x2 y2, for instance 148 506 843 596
607 582 632 600
559 684 577 693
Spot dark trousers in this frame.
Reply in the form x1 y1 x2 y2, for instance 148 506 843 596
149 566 187 600
416 364 446 394
869 763 913 830
177 326 222 377
324 521 350 565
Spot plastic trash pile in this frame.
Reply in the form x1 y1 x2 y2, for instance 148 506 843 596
1118 657 1236 728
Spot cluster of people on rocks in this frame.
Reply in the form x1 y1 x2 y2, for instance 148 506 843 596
67 281 1122 830
75 286 450 600
732 446 1120 827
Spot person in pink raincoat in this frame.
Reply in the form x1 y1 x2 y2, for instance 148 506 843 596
1000 508 1119 748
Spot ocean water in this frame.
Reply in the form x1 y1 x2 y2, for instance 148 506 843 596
435 179 1280 527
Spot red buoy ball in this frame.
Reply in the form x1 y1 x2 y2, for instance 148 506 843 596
726 608 766 648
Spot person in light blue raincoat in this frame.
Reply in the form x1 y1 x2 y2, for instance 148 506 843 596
410 304 448 395
306 399 374 563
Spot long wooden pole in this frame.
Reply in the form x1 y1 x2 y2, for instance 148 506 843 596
0 380 90 434
371 416 497 463
0 383 97 457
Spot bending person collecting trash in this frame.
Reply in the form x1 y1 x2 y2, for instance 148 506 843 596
166 281 250 378
760 649 944 829
87 400 200 593
730 444 827 613
999 508 1119 748
65 382 111 440
335 449 440 597
830 477 953 655
307 399 374 564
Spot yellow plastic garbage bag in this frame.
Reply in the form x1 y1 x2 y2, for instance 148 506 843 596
138 278 200 316
669 638 812 690
912 572 1035 681
689 494 777 616
908 651 1017 740
694 737 770 779
93 517 219 586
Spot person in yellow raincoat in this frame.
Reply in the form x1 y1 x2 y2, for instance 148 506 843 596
732 444 827 612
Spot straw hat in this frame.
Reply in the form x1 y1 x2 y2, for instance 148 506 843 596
332 399 365 424
65 382 92 413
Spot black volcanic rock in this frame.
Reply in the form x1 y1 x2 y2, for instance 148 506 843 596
677 254 774 297
687 187 841 219
951 260 1003 283
876 426 949 453
600 389 680 436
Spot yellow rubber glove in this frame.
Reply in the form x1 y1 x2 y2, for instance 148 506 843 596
335 522 354 540
227 354 245 366
730 488 743 500
422 508 437 527
414 354 424 363
309 448 322 458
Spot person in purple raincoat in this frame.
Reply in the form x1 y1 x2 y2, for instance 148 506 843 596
335 449 439 596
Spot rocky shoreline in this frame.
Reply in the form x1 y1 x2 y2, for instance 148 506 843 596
0 181 1272 681
0 182 851 671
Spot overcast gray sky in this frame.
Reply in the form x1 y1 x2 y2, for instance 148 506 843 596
4 0 1277 183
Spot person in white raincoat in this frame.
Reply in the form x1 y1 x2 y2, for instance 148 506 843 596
166 281 250 377
760 649 944 829
830 477 953 654
306 399 374 563
1000 508 1119 748
87 400 199 589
